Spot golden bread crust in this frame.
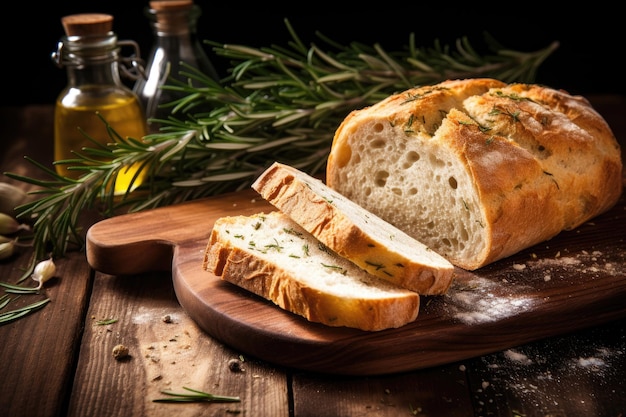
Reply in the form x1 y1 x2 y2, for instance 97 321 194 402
203 212 420 331
252 162 455 294
327 78 623 270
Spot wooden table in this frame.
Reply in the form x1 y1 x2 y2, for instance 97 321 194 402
1 97 625 417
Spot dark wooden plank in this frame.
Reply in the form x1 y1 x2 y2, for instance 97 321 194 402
463 317 626 416
0 250 92 417
0 104 92 417
67 270 291 417
291 364 474 417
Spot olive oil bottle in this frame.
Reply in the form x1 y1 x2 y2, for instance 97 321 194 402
133 0 219 133
52 13 147 195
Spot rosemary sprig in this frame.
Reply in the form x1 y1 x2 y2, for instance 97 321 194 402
0 281 40 294
153 386 241 403
0 297 50 325
4 20 558 273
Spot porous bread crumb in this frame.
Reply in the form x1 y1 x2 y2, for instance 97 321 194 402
112 344 129 360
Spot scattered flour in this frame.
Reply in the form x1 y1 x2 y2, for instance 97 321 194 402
523 249 623 279
443 277 535 325
577 356 606 368
503 349 534 365
440 246 624 325
469 328 626 416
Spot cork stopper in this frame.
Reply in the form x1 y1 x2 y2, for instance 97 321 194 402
149 0 194 29
149 0 193 12
61 13 114 37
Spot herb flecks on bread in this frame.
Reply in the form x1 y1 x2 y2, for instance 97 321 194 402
252 162 455 295
327 78 623 270
203 212 420 331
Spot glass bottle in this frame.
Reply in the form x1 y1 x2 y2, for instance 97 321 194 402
133 0 219 133
51 13 148 195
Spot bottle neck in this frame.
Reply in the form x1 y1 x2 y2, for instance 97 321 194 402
64 60 124 88
52 32 141 89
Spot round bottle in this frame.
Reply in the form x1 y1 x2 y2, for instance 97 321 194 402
52 13 147 194
133 0 219 133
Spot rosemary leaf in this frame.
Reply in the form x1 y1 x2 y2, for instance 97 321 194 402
95 318 118 325
0 281 39 293
0 294 11 310
0 298 50 325
153 386 241 403
2 287 40 295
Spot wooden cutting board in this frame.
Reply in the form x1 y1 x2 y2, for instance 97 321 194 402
86 187 626 375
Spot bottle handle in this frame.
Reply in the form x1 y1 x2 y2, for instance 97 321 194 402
118 39 147 81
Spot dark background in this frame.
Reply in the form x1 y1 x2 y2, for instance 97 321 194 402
6 2 624 106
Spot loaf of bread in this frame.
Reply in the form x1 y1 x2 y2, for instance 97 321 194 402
203 211 420 331
326 78 623 270
252 162 455 295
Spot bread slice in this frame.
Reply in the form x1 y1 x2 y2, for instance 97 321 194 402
251 162 455 295
203 211 420 331
326 78 623 270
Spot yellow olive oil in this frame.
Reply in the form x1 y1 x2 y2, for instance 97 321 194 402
54 90 147 195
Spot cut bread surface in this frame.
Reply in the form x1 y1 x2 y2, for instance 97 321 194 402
252 162 455 295
327 78 623 270
203 211 420 331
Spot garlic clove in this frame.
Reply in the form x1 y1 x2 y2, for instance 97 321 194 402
0 212 29 235
32 258 57 290
0 235 13 244
0 239 16 260
0 182 30 216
